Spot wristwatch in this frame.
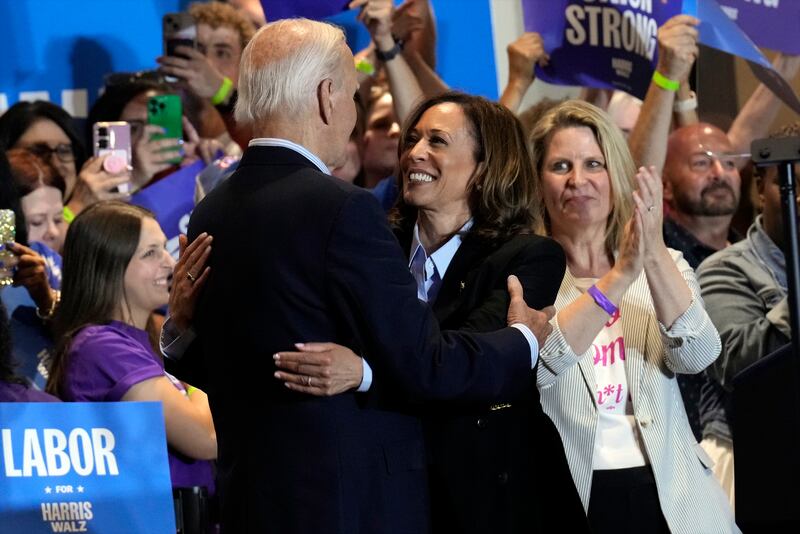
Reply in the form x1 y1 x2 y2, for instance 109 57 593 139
375 38 404 62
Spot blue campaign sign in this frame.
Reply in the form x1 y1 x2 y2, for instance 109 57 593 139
0 402 175 533
131 160 205 259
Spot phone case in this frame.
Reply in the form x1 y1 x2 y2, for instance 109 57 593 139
147 94 183 166
93 121 132 189
0 210 15 286
163 13 197 58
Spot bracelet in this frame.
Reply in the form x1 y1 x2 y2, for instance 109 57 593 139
211 77 234 105
63 206 75 224
587 285 618 317
35 289 60 321
673 90 698 113
652 70 680 92
186 386 198 397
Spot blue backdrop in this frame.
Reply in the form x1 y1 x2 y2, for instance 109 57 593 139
0 0 500 117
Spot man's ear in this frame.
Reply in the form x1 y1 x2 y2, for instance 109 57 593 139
662 172 674 204
317 78 334 125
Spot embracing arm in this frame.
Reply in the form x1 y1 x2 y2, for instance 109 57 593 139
460 236 564 332
324 190 533 403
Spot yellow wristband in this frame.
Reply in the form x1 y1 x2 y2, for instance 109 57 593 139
211 77 234 105
186 386 198 396
63 206 75 224
652 70 680 92
355 58 375 76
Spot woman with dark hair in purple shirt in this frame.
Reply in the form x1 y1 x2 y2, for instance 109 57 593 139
45 201 216 491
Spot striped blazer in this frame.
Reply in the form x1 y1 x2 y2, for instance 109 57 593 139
537 249 740 534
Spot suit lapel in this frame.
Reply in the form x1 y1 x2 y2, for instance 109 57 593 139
433 233 495 324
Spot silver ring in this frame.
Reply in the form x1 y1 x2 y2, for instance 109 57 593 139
186 272 197 282
647 205 655 212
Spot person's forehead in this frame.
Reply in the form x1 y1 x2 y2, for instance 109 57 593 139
197 23 241 48
18 118 70 145
680 125 733 156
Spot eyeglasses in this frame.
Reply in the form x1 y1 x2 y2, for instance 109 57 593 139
127 119 146 139
26 143 75 163
689 151 750 173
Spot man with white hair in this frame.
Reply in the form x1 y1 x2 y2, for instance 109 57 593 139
184 17 553 533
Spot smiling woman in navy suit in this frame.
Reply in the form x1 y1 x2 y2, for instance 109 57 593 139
275 91 587 534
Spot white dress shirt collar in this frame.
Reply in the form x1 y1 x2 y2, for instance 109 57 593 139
249 138 330 175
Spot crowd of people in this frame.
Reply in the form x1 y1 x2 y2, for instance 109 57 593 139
1 0 799 533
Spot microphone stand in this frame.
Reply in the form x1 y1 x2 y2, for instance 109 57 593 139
752 136 800 390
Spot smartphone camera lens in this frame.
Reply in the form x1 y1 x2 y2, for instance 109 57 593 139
97 127 108 136
98 138 109 149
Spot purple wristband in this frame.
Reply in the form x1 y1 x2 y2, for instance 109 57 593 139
587 285 618 317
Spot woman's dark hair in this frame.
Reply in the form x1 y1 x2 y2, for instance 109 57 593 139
0 101 87 173
389 91 542 243
0 149 28 245
6 148 67 197
46 201 154 396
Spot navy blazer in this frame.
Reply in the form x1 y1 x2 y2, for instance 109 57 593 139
185 146 534 534
394 225 589 534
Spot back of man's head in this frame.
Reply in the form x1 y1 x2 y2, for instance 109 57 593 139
235 18 346 125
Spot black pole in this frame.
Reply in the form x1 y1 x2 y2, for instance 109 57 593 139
778 161 800 372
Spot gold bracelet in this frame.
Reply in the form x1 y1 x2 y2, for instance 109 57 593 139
35 289 60 321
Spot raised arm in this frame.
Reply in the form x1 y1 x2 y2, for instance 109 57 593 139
352 0 424 122
499 32 549 113
628 15 698 171
727 53 800 161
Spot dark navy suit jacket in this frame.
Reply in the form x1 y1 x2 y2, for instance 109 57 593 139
185 145 533 533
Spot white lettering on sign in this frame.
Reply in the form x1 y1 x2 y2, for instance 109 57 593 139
565 1 658 61
2 428 119 477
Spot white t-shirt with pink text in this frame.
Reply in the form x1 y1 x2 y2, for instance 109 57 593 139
574 276 648 470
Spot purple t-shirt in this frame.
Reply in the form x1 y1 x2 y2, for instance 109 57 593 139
63 320 215 491
0 381 60 402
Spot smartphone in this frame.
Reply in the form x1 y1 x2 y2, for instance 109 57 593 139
0 210 15 287
93 121 132 191
163 13 196 58
163 13 197 82
147 94 183 166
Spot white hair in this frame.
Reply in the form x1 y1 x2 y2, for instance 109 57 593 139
235 18 347 124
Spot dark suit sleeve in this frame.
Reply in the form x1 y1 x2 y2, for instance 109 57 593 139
324 190 532 403
460 238 565 333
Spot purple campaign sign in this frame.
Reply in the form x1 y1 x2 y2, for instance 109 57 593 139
718 0 800 55
522 0 682 99
261 0 350 21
